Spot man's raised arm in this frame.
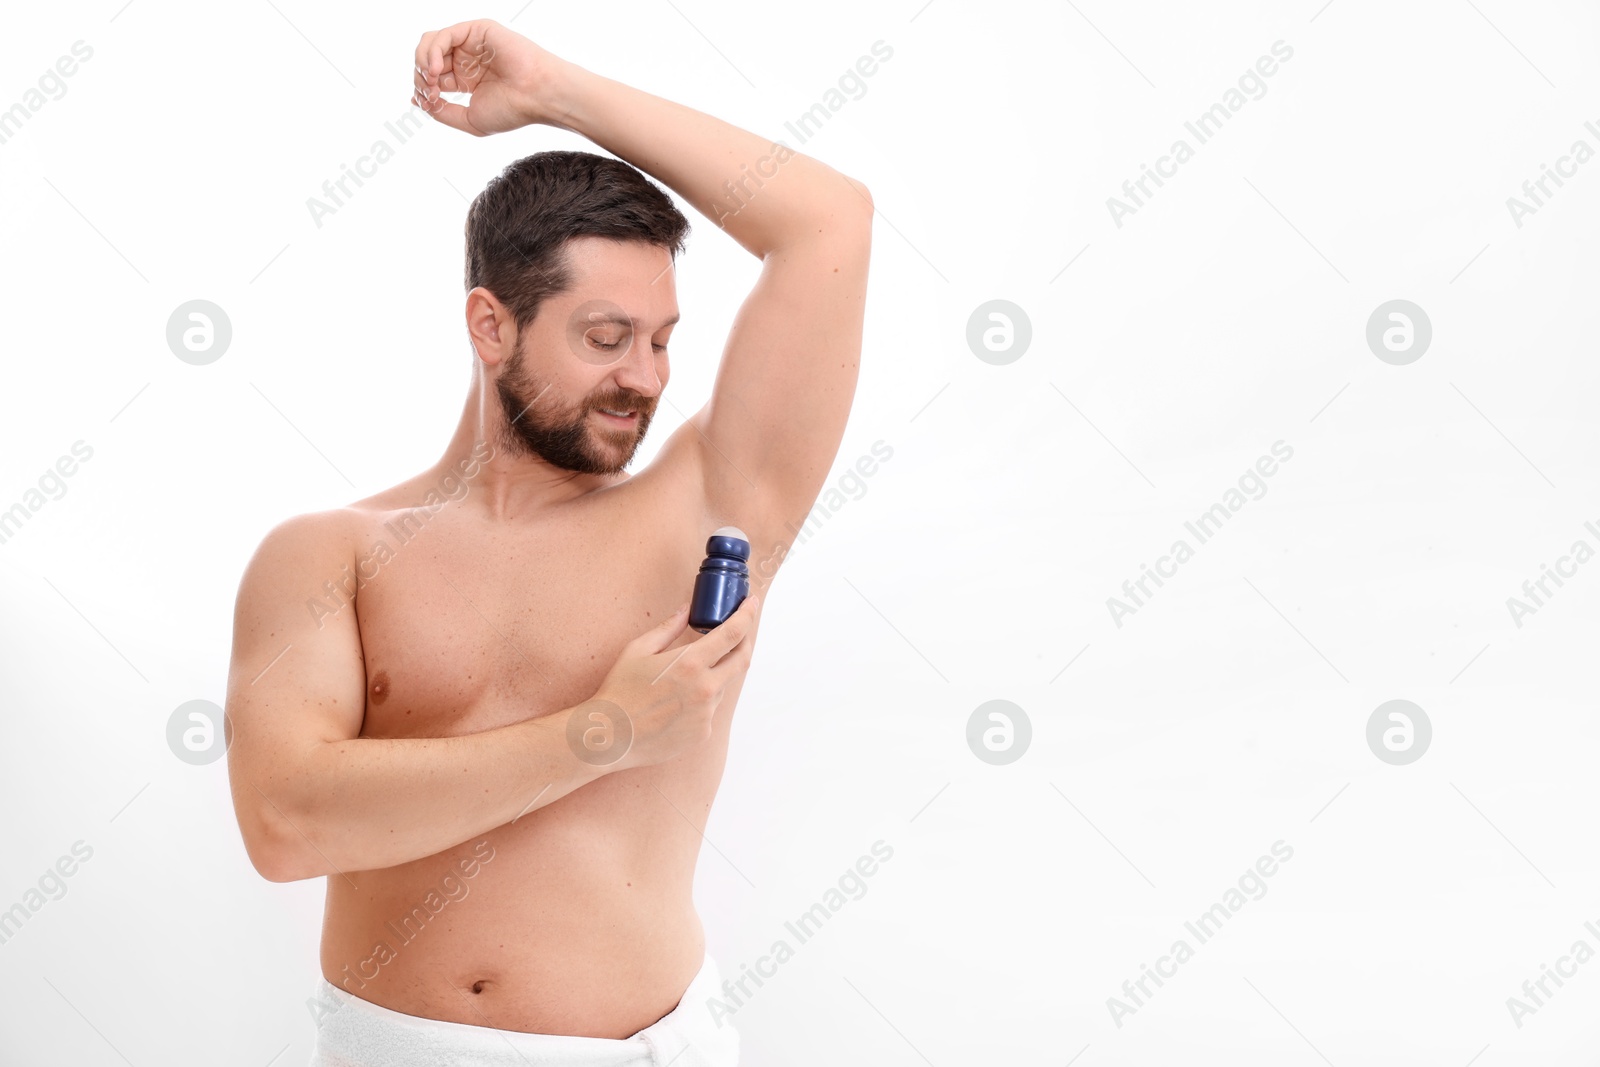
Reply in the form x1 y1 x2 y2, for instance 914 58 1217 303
416 21 875 551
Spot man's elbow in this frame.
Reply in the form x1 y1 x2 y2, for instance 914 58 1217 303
238 801 324 883
253 852 308 884
239 828 297 883
250 836 327 883
838 178 874 233
840 174 873 215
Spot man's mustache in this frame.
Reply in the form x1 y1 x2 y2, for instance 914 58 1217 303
591 396 654 415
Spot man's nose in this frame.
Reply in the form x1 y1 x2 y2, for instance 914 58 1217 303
612 335 663 396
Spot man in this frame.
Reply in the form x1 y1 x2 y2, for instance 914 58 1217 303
223 18 872 1066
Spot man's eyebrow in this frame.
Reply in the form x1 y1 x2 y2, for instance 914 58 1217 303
589 312 680 329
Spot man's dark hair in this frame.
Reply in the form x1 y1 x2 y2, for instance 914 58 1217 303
464 150 691 332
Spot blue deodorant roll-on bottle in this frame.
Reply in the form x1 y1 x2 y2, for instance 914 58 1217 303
688 526 751 633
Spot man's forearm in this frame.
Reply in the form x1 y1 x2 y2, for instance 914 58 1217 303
543 58 869 255
249 703 609 880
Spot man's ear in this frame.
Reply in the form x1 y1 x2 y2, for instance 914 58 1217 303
466 287 515 368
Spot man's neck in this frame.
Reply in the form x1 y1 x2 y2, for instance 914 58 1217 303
435 384 625 522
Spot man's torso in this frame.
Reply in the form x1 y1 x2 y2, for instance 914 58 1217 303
317 446 751 1037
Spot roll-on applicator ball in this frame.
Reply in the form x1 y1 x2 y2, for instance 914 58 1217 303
688 526 751 633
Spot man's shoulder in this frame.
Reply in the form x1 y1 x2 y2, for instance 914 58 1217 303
254 505 368 548
239 507 365 591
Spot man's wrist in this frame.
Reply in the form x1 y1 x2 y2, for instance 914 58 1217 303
528 56 591 133
524 702 621 783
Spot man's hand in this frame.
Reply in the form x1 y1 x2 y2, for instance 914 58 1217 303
592 594 764 772
411 19 565 136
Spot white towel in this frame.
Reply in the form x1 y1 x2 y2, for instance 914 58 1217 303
307 949 740 1066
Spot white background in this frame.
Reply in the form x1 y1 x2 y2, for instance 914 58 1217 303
2 0 1598 1063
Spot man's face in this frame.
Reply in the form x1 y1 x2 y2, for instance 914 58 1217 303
494 238 678 475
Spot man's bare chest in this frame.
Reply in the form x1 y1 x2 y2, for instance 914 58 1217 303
348 488 710 741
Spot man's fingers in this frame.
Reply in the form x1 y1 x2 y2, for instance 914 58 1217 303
690 595 761 667
707 638 755 686
414 21 476 85
430 20 491 81
706 604 762 682
417 97 478 135
634 603 693 655
414 33 441 83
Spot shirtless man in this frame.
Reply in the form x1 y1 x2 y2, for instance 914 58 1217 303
223 19 872 1065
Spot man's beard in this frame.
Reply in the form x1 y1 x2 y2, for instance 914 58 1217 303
494 340 656 475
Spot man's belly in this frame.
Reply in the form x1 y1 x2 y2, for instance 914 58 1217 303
318 758 721 1037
